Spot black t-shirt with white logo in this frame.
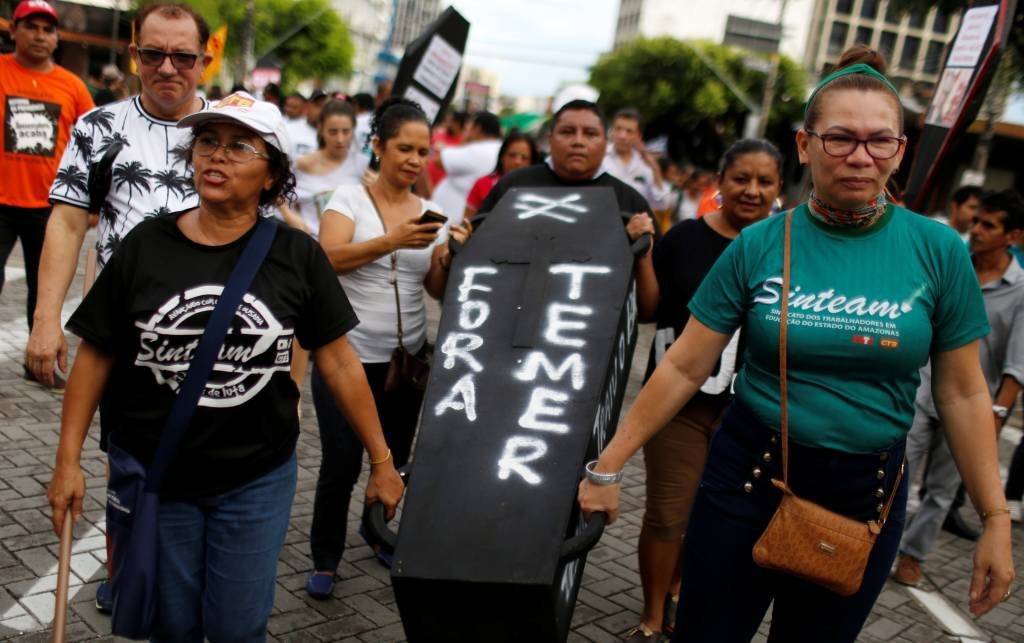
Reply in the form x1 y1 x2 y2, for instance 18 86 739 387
68 213 358 499
645 217 742 402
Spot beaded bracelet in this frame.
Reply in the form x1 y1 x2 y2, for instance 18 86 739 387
980 507 1011 520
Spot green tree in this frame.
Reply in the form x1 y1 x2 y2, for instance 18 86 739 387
138 0 354 90
589 38 806 166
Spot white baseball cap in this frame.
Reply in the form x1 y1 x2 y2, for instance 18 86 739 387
177 91 291 155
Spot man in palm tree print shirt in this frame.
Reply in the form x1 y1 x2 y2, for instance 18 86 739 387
48 73 206 271
0 1 93 342
28 2 212 388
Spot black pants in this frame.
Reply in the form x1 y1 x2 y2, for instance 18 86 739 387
308 360 423 572
673 401 907 643
1008 434 1024 502
0 204 50 331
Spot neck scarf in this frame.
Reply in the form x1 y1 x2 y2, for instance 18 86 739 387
808 192 887 228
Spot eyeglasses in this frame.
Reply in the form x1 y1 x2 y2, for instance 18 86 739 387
193 136 269 163
136 47 201 70
805 131 906 160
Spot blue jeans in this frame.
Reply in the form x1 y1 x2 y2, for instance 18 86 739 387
673 402 907 643
152 453 296 643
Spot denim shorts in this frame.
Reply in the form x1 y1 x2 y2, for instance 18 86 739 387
673 401 908 643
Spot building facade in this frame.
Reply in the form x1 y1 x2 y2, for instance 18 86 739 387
332 0 392 95
0 0 132 81
392 0 442 54
802 0 961 96
612 0 813 61
453 64 502 113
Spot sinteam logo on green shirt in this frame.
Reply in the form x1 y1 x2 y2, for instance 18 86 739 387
689 204 990 454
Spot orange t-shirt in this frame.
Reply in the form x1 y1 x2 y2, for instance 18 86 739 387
0 55 95 208
695 187 720 217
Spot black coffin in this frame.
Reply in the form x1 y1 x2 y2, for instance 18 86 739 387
379 187 640 642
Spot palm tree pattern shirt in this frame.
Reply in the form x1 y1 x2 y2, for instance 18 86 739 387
49 95 209 270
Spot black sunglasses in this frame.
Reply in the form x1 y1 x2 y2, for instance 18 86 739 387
136 48 201 70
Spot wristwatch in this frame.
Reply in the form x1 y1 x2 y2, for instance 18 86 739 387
585 460 623 486
993 404 1009 420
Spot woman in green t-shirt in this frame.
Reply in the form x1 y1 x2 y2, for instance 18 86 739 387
578 46 1014 641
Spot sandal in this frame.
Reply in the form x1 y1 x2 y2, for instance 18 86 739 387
622 624 666 642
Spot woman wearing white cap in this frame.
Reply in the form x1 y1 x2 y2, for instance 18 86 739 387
46 92 404 641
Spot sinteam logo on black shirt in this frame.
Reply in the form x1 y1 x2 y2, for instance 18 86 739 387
134 284 294 407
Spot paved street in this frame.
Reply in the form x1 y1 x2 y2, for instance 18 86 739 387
0 236 1021 642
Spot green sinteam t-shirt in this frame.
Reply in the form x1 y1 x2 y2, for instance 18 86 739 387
689 203 989 453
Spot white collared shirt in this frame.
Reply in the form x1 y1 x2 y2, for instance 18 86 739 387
601 145 672 211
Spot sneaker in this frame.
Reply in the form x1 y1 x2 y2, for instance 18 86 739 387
891 554 922 587
622 624 666 642
1009 500 1022 524
305 571 335 600
94 580 113 613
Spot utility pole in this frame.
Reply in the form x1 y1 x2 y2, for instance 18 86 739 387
254 5 331 61
969 50 1015 179
755 0 789 138
109 3 120 65
242 0 256 85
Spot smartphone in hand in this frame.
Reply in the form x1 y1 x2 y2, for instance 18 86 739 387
419 210 448 226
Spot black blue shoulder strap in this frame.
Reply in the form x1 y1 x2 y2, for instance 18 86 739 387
144 216 278 491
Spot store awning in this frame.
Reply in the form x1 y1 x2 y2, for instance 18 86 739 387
500 112 544 134
0 17 130 49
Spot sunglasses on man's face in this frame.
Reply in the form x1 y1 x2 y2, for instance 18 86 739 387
136 48 201 70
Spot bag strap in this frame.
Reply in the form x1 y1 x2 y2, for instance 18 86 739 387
86 138 125 216
778 207 905 527
144 216 277 492
364 185 406 350
779 211 792 489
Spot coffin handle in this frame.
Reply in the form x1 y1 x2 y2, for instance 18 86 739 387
361 466 410 552
621 212 653 256
559 512 607 561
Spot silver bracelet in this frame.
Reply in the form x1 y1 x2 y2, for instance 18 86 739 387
585 460 623 486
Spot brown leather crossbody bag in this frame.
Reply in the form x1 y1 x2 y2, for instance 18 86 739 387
365 187 431 393
751 211 904 597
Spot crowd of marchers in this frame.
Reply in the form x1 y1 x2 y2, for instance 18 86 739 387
0 1 1019 642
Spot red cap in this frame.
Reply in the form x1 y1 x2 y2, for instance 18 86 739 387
13 0 59 24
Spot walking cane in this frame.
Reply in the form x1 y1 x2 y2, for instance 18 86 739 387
51 248 99 641
51 507 73 643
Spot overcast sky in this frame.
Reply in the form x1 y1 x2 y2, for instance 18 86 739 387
448 0 618 98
